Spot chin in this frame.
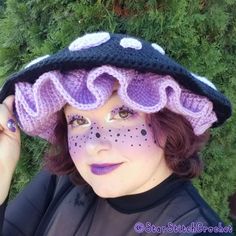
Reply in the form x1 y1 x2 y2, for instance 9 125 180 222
92 186 123 198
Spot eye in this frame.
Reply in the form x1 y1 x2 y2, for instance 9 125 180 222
119 110 130 118
68 115 89 127
112 106 135 120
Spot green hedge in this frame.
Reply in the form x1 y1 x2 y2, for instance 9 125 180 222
0 0 235 228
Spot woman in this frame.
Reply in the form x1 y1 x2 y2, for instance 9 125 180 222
0 32 233 235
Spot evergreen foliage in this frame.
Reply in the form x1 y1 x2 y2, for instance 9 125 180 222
0 0 235 227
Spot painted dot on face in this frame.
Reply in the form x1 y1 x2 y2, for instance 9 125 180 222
141 129 147 136
117 133 120 137
75 143 77 146
128 129 130 132
109 129 111 132
115 139 118 142
96 133 101 138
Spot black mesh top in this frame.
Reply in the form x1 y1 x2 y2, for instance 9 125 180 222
1 170 233 236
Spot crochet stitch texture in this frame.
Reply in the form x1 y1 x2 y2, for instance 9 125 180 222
14 65 217 143
0 31 232 144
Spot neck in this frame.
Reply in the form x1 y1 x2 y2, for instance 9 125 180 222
123 157 173 196
106 173 190 214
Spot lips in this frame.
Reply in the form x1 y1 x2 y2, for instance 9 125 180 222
91 163 122 168
90 163 123 175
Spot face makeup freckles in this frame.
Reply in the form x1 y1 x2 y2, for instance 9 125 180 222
64 91 172 198
68 121 154 154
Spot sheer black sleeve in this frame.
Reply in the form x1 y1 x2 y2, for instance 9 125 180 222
1 170 57 236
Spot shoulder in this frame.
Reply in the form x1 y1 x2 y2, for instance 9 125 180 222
50 172 96 203
181 182 224 225
166 180 233 234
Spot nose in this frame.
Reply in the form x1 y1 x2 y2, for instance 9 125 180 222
86 138 112 156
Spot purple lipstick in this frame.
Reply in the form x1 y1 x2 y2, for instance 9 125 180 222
90 163 123 175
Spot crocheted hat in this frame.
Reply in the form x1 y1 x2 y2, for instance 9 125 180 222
0 32 232 144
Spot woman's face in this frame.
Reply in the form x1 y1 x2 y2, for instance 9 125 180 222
64 91 172 198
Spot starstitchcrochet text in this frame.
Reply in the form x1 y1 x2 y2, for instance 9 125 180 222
133 222 233 234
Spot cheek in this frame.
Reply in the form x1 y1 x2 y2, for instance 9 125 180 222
115 123 163 160
68 132 87 160
67 122 159 158
111 123 157 149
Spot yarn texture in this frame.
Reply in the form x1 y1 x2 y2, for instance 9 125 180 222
14 65 217 143
0 31 232 143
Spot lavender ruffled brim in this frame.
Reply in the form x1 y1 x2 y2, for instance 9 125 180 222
14 65 217 143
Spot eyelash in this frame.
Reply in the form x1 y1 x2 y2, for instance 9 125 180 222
68 106 136 127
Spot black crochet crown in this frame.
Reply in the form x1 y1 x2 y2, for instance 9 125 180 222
0 32 232 127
